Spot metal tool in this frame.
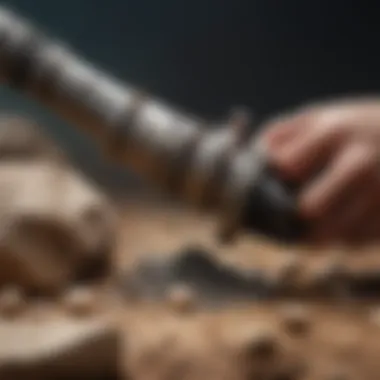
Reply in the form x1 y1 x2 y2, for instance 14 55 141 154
0 6 306 243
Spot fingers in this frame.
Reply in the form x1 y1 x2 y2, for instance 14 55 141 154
263 108 348 181
260 99 380 247
263 112 307 148
274 122 347 180
263 98 380 182
299 141 378 219
309 176 380 245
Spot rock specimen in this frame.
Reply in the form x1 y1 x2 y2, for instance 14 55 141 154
0 115 116 293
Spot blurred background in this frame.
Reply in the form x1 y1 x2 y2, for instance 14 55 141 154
2 0 380 197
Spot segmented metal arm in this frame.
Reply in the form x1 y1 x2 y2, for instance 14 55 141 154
0 6 269 241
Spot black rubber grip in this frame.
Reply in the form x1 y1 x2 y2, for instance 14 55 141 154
241 162 307 243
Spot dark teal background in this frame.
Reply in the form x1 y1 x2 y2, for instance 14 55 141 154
2 0 380 192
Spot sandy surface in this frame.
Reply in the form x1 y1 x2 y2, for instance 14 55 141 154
2 199 380 379
112 200 380 380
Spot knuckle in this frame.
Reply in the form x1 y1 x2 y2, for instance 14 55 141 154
350 143 377 173
315 109 347 136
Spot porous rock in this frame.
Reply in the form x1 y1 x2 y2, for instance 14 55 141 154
0 115 116 293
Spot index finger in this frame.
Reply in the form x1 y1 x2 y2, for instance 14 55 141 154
261 112 308 148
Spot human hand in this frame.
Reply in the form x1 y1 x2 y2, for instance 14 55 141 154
261 97 380 246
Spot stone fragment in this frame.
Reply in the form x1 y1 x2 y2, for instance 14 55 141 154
62 286 97 317
166 284 197 314
281 304 311 337
0 317 119 379
0 116 116 293
234 326 279 361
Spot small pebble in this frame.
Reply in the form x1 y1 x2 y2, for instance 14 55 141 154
0 286 25 317
281 304 311 337
166 284 197 314
62 287 97 317
235 326 278 361
276 254 303 286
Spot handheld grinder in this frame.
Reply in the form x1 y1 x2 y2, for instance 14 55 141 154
0 6 306 244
